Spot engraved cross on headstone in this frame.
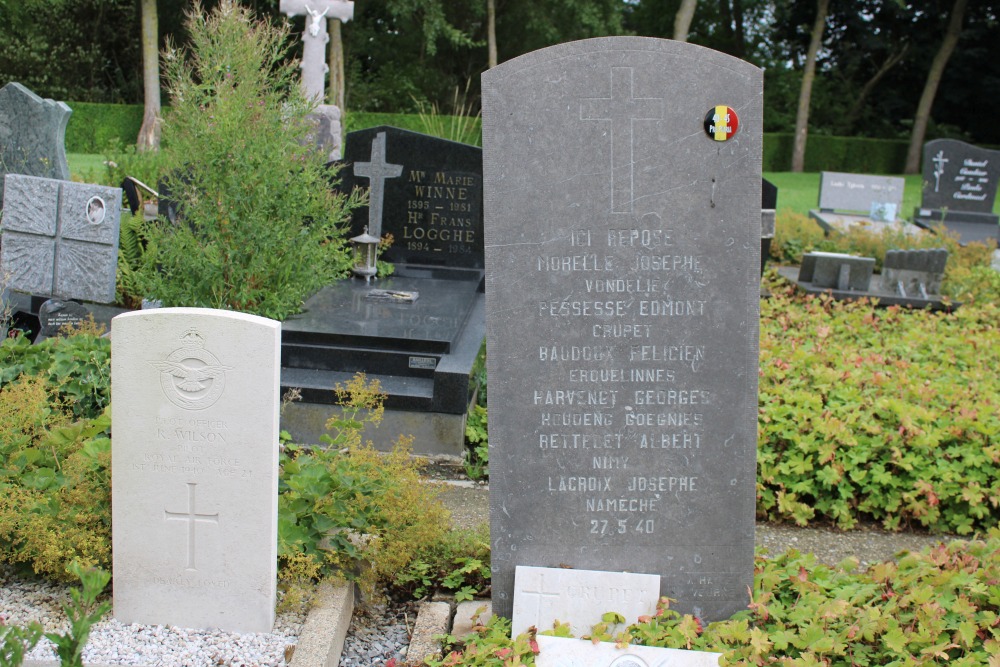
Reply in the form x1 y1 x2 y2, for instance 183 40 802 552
353 131 403 239
580 67 664 214
279 0 355 102
164 482 219 570
932 150 949 193
520 570 561 624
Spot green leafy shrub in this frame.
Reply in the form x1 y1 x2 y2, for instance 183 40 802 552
278 374 450 599
0 375 112 579
134 1 361 319
394 524 491 601
0 564 110 667
433 532 1000 666
0 333 110 421
758 286 1000 533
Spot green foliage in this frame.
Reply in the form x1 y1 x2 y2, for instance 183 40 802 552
463 404 489 481
135 1 361 319
758 283 1000 534
0 621 42 667
278 374 450 599
0 333 111 421
434 533 1000 666
43 563 111 667
394 524 491 601
0 564 111 667
64 103 145 154
762 133 910 173
115 212 152 310
0 373 112 580
415 81 482 147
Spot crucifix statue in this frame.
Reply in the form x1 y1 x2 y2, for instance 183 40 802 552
279 0 355 103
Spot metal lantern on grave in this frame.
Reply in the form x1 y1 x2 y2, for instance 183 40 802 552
350 226 381 282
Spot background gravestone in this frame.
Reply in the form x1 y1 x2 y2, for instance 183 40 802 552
333 126 484 270
914 139 1000 245
279 126 487 457
1 174 122 303
0 83 71 206
112 308 281 634
482 37 762 623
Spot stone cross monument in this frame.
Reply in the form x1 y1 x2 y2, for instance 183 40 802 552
352 131 402 239
279 0 355 103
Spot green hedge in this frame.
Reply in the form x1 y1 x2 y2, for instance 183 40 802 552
66 102 915 173
65 102 145 154
763 133 910 173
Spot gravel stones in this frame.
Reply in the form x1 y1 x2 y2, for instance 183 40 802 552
337 600 414 667
1 567 306 667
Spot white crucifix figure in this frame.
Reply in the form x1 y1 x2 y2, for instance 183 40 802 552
164 482 219 571
932 150 949 193
580 67 664 214
279 0 355 102
353 131 403 239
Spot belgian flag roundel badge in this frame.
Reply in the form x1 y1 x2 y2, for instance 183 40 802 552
704 106 739 141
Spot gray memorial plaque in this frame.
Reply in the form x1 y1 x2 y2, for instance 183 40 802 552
0 82 72 205
1 174 122 303
482 37 761 623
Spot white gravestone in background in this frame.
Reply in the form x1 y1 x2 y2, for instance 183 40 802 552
111 308 281 633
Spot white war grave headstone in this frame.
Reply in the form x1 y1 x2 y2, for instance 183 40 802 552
111 308 281 633
482 37 762 623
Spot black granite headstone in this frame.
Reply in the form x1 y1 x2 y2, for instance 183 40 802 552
482 37 761 623
332 126 484 270
914 139 1000 245
38 298 91 338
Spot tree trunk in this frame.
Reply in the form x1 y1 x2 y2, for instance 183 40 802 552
904 0 967 174
791 0 829 173
136 0 161 152
673 0 698 42
327 19 346 110
487 0 497 68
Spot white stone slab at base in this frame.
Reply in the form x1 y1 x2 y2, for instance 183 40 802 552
111 308 280 633
535 635 721 667
513 566 660 638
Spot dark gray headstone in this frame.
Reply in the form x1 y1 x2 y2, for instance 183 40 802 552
38 298 91 339
333 126 484 270
482 37 761 623
0 83 72 205
914 139 1000 245
799 252 875 291
1 174 122 303
920 139 1000 214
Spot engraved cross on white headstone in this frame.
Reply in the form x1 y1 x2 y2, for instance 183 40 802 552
519 570 561 626
353 131 403 239
279 0 355 102
580 67 664 214
164 482 219 570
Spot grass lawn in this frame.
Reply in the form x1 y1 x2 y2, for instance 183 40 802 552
67 152 111 184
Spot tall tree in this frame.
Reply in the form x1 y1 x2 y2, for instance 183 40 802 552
673 0 698 41
137 0 161 151
791 0 829 172
904 0 968 173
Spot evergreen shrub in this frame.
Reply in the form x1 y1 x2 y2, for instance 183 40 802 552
134 1 361 320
